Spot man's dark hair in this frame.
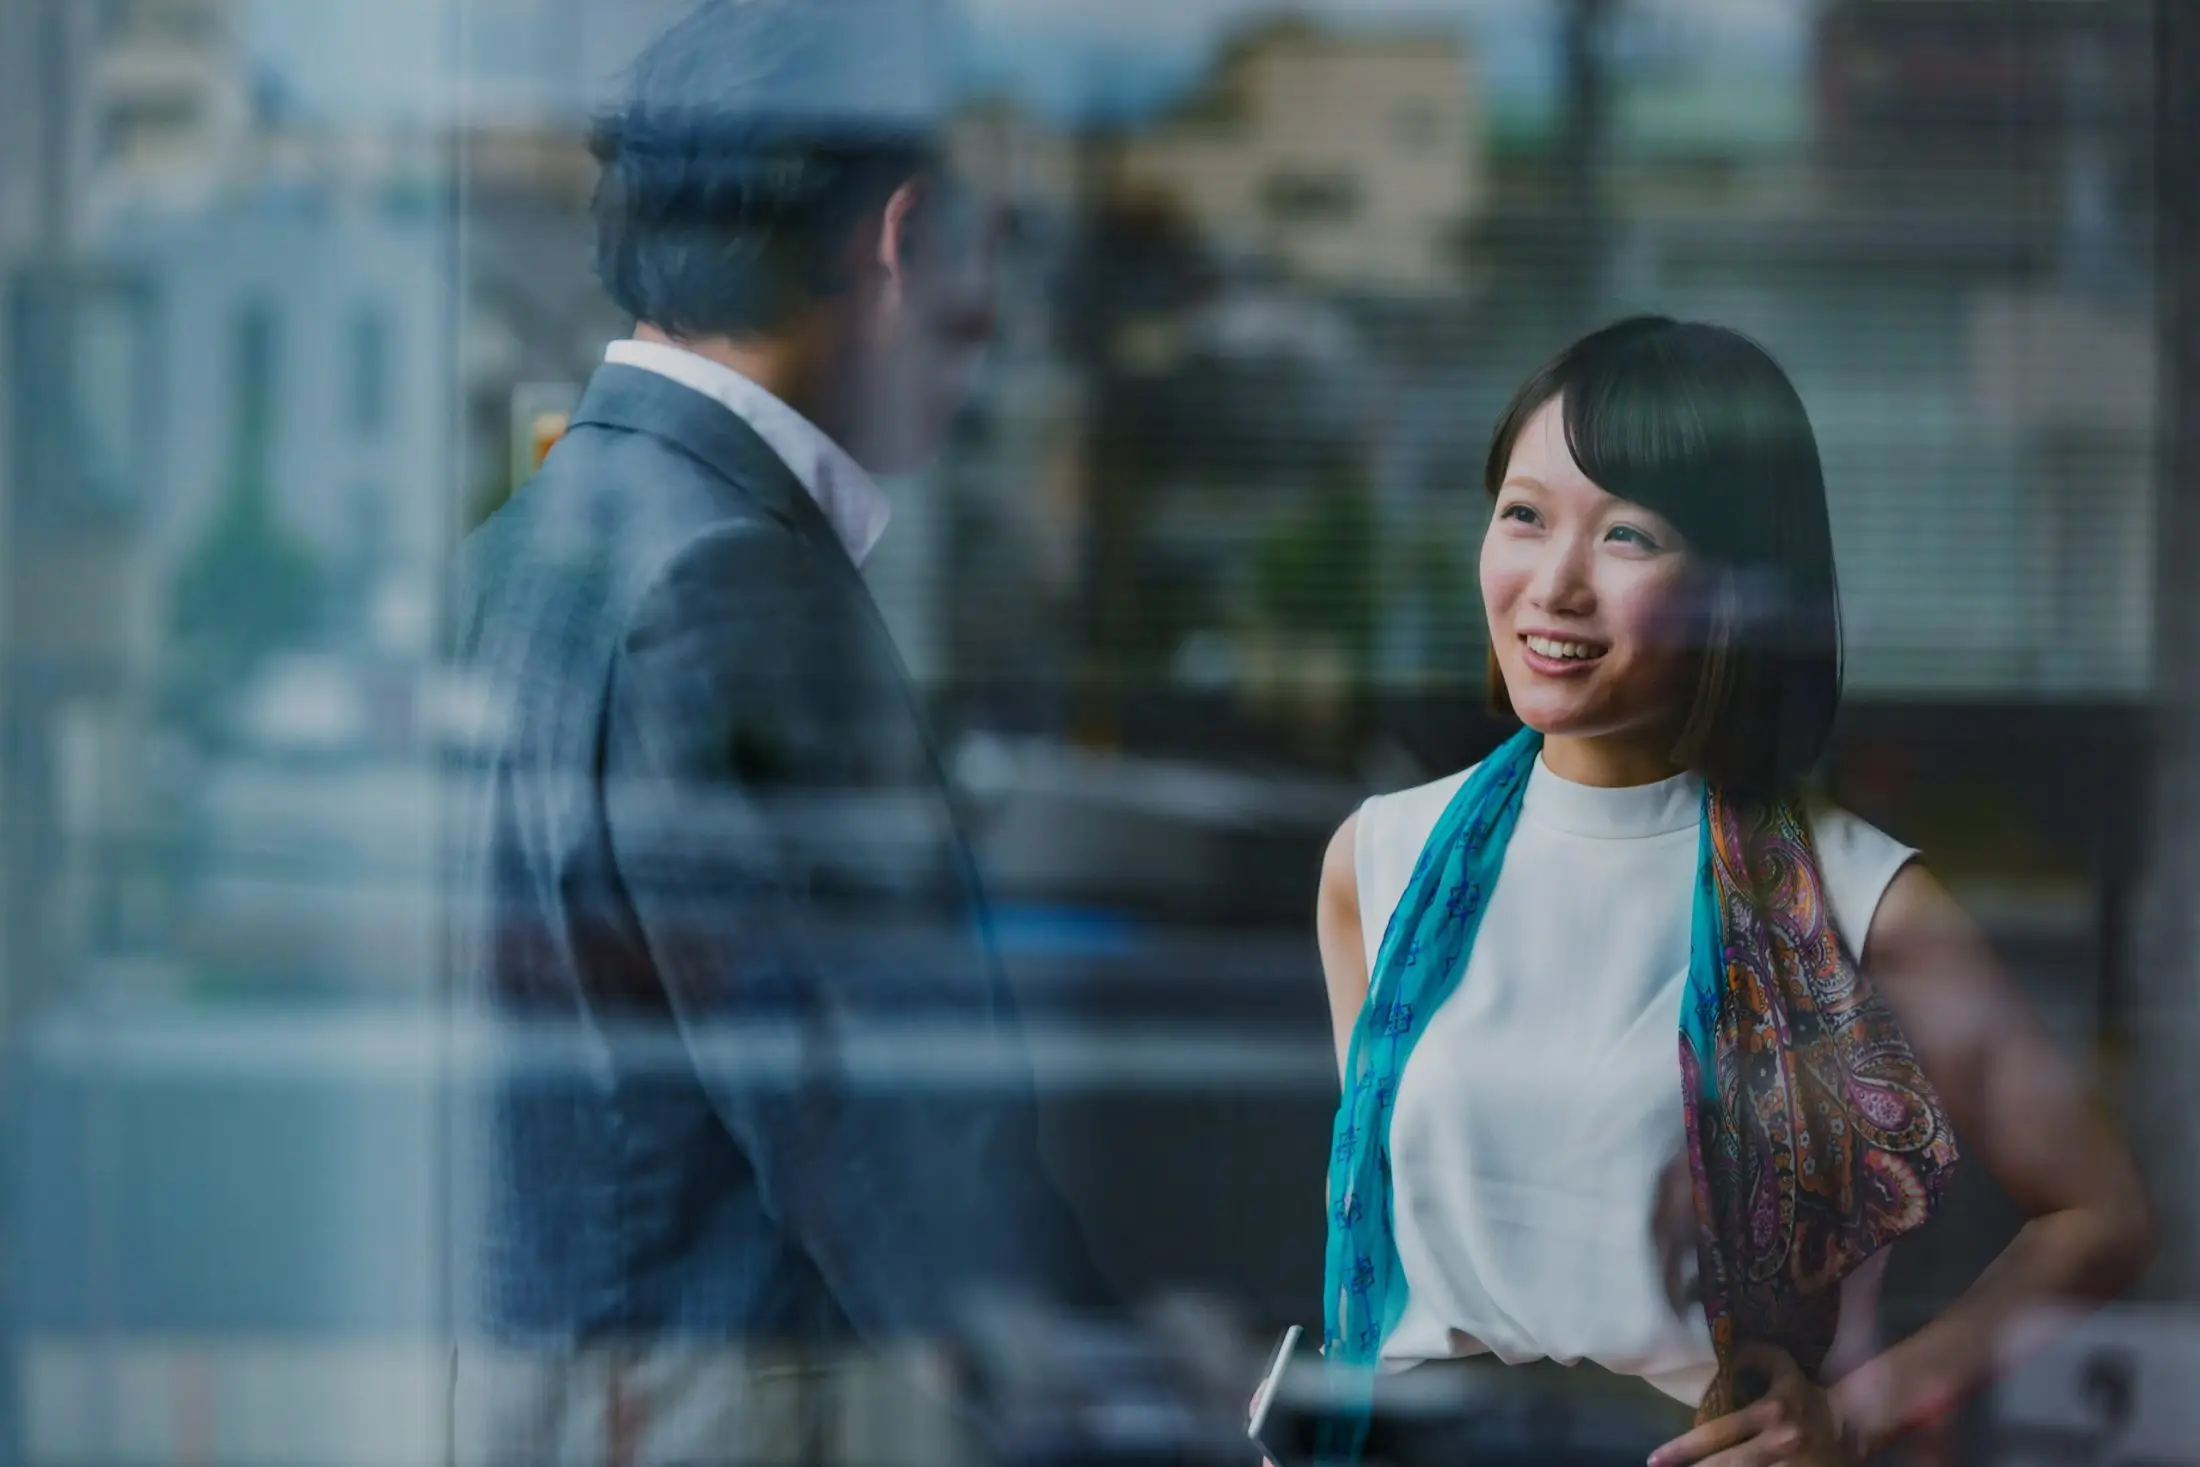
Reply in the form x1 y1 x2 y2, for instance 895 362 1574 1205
1482 315 1843 796
590 0 941 339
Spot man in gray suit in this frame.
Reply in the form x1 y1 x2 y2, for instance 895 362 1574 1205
450 2 1110 1460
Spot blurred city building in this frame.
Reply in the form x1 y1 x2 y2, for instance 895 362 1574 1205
0 0 165 1027
4 6 467 1460
1105 19 1480 297
2 0 461 1003
83 0 255 227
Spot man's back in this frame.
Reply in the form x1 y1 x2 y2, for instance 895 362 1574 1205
450 365 1105 1358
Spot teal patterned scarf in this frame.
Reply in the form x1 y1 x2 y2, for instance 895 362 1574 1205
1322 727 1958 1434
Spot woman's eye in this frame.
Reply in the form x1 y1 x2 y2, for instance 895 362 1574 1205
1499 503 1540 526
1607 524 1660 550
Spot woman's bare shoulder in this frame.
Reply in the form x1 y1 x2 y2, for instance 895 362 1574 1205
1321 809 1361 903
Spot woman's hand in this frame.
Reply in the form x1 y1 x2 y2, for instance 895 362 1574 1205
1647 1344 1868 1467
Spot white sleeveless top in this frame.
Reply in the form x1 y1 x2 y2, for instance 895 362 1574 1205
1353 756 1916 1402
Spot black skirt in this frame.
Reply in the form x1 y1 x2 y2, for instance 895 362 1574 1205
1360 1354 1699 1467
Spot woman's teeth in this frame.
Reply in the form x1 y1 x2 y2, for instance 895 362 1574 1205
1524 635 1602 662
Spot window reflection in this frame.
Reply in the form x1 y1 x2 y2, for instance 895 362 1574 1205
0 0 2188 1463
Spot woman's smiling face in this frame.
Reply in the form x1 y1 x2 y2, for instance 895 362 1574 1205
1480 395 1703 768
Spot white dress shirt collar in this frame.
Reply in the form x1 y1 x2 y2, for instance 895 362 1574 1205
604 338 892 565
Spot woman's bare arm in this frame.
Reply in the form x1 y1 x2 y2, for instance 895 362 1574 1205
1316 811 1369 1079
1829 862 2156 1451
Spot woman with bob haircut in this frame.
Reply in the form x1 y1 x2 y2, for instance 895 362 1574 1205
1311 316 2154 1465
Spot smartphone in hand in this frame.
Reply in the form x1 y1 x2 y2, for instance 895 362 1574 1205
1247 1325 1307 1465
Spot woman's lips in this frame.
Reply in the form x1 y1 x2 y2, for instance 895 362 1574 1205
1518 632 1607 678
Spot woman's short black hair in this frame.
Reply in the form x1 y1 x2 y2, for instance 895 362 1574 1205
1482 315 1842 796
588 0 941 339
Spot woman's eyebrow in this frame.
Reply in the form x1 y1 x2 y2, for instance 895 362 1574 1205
1499 475 1546 494
1611 502 1676 529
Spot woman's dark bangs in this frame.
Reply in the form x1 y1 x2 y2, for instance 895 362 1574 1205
1557 335 1721 540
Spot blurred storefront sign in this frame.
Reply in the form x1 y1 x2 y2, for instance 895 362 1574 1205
508 380 577 496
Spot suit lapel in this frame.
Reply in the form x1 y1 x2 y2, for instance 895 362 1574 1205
570 363 853 571
569 362 1011 1008
570 366 910 677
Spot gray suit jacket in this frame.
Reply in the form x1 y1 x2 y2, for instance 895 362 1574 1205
451 363 1108 1354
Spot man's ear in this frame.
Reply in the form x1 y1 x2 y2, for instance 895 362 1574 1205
876 175 931 282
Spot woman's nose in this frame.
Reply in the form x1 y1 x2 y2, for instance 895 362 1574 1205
1526 537 1595 615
